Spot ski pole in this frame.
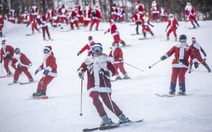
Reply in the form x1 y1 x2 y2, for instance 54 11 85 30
79 77 83 116
101 74 115 114
148 60 161 69
124 62 144 72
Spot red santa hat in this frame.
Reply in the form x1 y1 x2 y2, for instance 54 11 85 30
191 37 196 41
108 19 114 23
92 43 103 52
1 39 6 44
44 45 52 51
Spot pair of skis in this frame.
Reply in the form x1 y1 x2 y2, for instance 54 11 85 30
8 81 37 86
83 119 143 132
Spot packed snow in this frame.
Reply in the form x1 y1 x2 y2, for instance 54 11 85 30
0 20 212 132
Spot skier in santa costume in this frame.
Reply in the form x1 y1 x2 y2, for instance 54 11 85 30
78 43 130 125
33 46 57 97
0 14 4 37
12 48 34 83
89 7 102 31
160 34 199 95
141 13 154 38
132 9 142 34
109 42 130 80
185 2 200 29
77 36 95 56
104 19 126 46
189 37 211 73
165 14 179 41
36 14 52 40
0 40 16 75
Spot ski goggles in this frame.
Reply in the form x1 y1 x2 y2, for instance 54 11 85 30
92 46 102 52
179 39 186 43
44 49 50 54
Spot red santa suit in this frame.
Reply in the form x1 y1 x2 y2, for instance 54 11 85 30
35 46 57 95
0 15 4 36
185 2 200 28
105 20 125 46
78 44 123 117
134 1 145 16
30 4 39 21
116 7 125 22
69 10 79 30
58 5 68 24
161 38 198 94
90 8 102 30
77 6 84 25
132 12 142 34
141 14 154 37
12 52 33 82
150 1 160 22
160 7 167 22
0 40 16 74
111 5 117 21
83 5 91 27
189 37 211 72
8 9 16 23
36 15 51 40
109 43 128 79
46 8 55 23
20 13 30 24
166 14 179 40
77 40 95 56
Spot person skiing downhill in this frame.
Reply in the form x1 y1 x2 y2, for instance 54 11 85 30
160 34 199 95
185 2 200 29
78 43 130 126
77 36 95 56
165 14 179 41
33 46 57 98
104 19 126 46
189 37 211 73
109 42 130 80
12 48 34 83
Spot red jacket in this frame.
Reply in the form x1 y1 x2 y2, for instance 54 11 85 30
132 13 142 22
109 46 123 64
0 45 14 60
78 41 95 56
91 9 102 20
190 42 206 57
0 16 4 26
166 18 179 29
12 53 31 67
185 6 196 18
78 54 116 95
164 43 194 68
39 54 57 77
107 23 119 36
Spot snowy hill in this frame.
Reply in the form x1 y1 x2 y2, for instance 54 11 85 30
0 20 212 132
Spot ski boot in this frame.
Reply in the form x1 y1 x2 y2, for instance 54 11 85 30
169 90 175 95
123 74 130 79
115 75 122 81
205 64 211 73
118 114 131 124
29 79 34 82
100 114 113 126
178 90 186 95
32 90 46 97
166 37 169 41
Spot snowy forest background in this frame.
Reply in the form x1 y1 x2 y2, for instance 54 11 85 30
1 0 212 22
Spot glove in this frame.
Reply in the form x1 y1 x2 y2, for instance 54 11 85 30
0 59 2 63
203 52 207 57
43 69 50 75
194 62 199 69
18 64 24 68
77 53 80 56
161 56 167 61
78 68 84 79
99 68 110 77
35 69 39 75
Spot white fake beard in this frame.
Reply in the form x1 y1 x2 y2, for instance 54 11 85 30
2 44 6 49
43 51 52 60
170 18 174 21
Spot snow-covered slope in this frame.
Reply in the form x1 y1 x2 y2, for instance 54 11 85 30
0 20 212 132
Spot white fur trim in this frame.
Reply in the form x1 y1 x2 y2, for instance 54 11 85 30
88 86 112 96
